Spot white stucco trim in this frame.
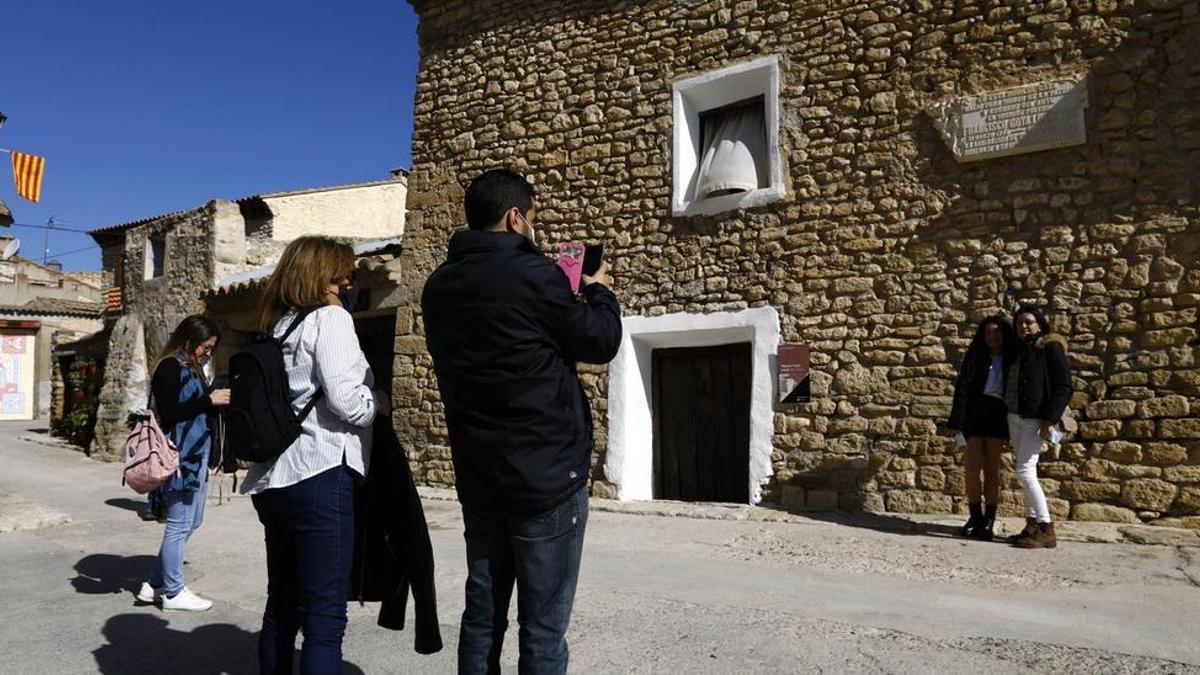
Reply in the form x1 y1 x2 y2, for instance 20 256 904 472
671 55 786 217
604 306 781 504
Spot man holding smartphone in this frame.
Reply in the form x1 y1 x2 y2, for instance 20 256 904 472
421 169 622 674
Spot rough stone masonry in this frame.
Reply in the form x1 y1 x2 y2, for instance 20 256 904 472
394 0 1200 528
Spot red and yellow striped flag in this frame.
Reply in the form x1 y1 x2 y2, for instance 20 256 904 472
11 151 45 203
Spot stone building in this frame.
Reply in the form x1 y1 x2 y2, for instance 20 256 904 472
87 175 407 459
394 0 1200 527
0 246 103 419
206 237 407 402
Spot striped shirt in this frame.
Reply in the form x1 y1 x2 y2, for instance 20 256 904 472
240 305 377 495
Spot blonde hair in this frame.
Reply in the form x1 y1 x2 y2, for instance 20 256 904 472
257 236 355 334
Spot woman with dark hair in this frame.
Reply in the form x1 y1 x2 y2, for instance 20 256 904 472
136 314 230 611
948 315 1016 540
1005 304 1073 549
242 236 388 673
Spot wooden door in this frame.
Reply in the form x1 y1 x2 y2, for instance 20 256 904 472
652 342 751 503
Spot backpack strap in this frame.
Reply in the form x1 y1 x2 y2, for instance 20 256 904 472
277 306 320 343
276 305 325 421
298 390 323 420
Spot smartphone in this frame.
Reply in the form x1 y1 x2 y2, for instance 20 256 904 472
582 243 604 277
556 242 586 293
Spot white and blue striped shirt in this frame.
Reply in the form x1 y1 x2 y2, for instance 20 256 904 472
240 305 377 494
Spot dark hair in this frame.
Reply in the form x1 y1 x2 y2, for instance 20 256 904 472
160 315 221 377
464 169 536 230
967 314 1017 361
1013 304 1051 336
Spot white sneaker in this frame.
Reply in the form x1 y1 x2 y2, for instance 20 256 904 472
161 587 213 612
135 581 161 604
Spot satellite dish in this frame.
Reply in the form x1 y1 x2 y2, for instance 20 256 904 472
1 239 19 261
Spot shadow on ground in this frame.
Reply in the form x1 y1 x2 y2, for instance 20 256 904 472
93 614 365 674
105 498 149 513
72 554 158 595
796 511 981 540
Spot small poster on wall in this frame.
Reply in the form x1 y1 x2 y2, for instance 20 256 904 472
778 343 811 404
0 333 33 420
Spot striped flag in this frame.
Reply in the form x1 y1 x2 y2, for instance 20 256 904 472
11 151 45 203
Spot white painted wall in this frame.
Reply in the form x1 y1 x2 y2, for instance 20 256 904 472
265 181 407 242
605 306 781 504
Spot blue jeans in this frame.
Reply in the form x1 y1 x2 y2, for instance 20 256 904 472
458 485 589 675
252 464 357 675
149 470 208 596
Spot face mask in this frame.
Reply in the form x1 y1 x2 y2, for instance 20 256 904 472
514 210 537 247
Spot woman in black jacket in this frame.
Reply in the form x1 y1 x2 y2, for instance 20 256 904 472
948 315 1016 540
1005 305 1073 549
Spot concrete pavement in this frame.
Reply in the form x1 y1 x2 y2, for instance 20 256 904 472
1 419 1198 673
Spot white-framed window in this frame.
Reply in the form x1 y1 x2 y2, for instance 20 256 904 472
672 55 785 217
144 235 165 280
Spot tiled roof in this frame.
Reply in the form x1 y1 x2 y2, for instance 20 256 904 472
209 236 403 296
88 209 191 237
64 271 105 290
52 328 110 356
88 176 406 238
0 297 104 318
232 177 405 205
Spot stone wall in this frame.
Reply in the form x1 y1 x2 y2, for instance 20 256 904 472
91 314 147 459
91 206 214 459
397 0 1200 526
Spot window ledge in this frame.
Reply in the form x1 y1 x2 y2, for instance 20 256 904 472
671 55 786 220
672 185 787 218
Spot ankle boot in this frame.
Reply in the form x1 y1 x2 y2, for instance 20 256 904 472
972 505 997 541
1015 522 1057 549
1008 517 1037 543
961 503 984 537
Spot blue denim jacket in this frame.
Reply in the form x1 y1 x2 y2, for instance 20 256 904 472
163 355 210 492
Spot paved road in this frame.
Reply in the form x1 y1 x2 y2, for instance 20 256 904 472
1 420 1198 673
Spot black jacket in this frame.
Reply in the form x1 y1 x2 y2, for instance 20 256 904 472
151 358 212 429
349 417 442 654
421 230 623 515
947 349 999 431
1012 335 1073 423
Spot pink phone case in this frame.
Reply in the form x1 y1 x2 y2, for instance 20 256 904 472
556 242 585 293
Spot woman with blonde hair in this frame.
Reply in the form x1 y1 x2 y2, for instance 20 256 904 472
240 236 388 673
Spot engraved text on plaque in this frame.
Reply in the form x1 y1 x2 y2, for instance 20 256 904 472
931 78 1088 162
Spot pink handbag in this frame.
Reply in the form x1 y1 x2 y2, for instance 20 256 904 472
122 408 179 494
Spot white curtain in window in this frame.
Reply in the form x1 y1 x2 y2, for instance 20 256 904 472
694 104 768 201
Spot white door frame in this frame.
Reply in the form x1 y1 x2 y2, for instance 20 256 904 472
604 306 781 503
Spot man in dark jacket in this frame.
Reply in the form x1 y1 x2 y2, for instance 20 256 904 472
421 169 622 674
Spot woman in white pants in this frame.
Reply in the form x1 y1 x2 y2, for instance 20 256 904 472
1004 305 1073 549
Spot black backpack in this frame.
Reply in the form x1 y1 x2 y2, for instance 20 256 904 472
227 308 323 463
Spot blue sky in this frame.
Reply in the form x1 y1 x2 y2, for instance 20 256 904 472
1 0 419 271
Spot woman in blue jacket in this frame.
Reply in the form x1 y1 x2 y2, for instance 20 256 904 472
136 315 230 611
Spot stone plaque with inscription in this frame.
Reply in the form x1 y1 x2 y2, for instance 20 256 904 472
931 78 1088 162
